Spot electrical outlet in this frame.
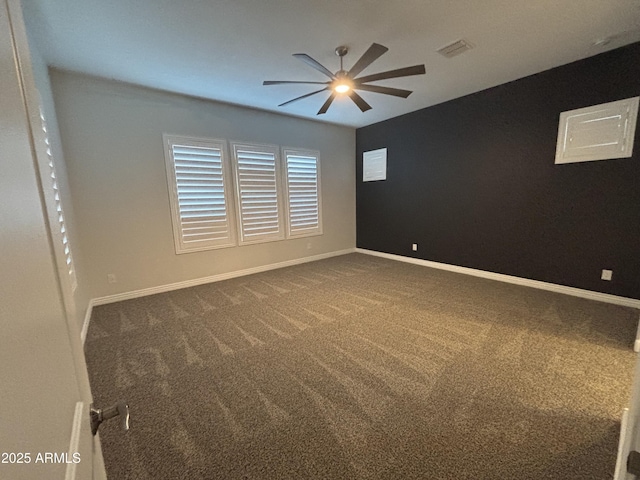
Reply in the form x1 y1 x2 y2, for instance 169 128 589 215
601 269 613 281
107 273 117 284
307 242 312 250
412 243 418 251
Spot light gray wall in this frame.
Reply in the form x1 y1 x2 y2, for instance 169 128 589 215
50 70 356 300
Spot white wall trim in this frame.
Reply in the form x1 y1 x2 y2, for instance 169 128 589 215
90 248 356 309
635 314 640 353
80 300 94 345
614 407 631 480
356 248 640 309
64 401 83 480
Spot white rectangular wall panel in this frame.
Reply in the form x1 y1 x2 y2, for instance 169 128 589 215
363 148 387 181
555 97 639 164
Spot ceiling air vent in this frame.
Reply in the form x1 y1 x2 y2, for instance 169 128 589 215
437 39 473 58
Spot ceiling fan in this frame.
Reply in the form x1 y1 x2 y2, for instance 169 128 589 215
263 43 426 115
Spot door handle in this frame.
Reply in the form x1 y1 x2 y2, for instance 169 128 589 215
90 401 130 436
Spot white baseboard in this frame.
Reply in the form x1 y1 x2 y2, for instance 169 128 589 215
356 248 640 309
614 407 631 480
80 300 94 345
81 249 356 341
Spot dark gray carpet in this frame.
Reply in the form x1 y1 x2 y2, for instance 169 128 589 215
85 253 637 479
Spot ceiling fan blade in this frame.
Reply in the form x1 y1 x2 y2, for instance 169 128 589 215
279 87 329 107
264 80 329 85
354 83 413 98
317 91 337 115
348 43 389 78
347 90 372 112
293 53 336 80
355 64 426 83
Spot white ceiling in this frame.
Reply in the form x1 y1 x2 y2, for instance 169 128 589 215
22 0 640 128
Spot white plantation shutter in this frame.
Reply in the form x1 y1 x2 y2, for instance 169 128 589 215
40 109 78 291
231 143 284 244
164 135 236 253
283 149 322 237
49 161 77 287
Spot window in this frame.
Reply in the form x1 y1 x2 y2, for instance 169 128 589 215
555 96 639 164
164 136 324 252
283 148 322 237
231 142 285 245
40 108 78 291
163 135 236 253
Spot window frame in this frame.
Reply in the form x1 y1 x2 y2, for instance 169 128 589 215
282 147 323 239
163 134 237 254
230 141 286 246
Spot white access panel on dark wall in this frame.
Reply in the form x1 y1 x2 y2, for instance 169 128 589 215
555 96 639 164
363 148 387 181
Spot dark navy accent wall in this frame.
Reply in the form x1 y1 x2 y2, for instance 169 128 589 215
356 42 640 299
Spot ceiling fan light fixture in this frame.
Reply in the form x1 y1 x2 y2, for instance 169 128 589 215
333 67 352 93
334 81 351 94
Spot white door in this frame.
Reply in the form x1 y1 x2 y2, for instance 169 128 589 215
0 1 102 478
